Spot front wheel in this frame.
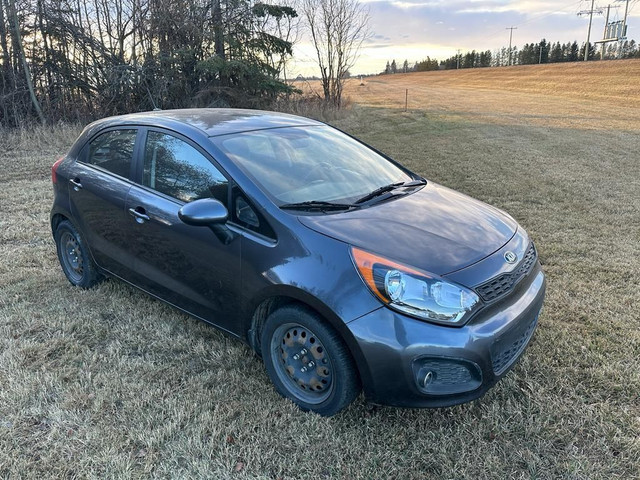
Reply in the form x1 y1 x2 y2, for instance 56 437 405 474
54 220 102 288
261 305 360 416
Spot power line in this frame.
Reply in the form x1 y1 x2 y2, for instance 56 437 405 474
517 0 585 28
474 1 585 47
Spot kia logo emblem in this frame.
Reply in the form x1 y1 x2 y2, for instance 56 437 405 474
504 251 518 264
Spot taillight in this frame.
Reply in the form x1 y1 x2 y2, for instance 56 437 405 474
52 157 64 184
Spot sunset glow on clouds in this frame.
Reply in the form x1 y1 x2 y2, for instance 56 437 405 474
291 0 640 75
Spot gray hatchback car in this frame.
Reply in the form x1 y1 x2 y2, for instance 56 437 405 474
51 109 546 416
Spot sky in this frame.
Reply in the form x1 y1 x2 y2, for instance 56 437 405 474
290 0 640 76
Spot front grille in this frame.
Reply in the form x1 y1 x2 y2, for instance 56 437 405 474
491 313 539 375
475 243 537 302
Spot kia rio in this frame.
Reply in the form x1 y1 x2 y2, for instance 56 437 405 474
51 109 546 416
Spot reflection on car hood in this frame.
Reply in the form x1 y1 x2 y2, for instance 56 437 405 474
298 182 518 275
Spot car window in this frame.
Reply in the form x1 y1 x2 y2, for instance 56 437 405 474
212 126 411 205
143 131 228 203
87 129 137 178
231 185 276 239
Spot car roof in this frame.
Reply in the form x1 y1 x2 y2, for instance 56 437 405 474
91 108 324 137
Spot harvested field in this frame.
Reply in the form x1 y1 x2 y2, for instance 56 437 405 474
1 59 639 479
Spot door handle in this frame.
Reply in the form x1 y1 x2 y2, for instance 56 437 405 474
69 178 83 191
128 207 150 223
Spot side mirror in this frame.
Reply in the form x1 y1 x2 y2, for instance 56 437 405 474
178 198 228 226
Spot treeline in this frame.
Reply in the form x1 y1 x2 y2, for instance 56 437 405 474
0 0 298 127
440 50 493 69
383 57 439 74
382 38 640 74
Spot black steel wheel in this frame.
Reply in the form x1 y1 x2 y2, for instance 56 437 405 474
261 305 360 416
54 220 102 288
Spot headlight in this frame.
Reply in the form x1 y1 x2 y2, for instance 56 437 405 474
351 247 481 326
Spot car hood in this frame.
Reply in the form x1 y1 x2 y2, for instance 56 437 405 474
298 182 518 275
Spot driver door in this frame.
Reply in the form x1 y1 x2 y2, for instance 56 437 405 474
124 129 241 334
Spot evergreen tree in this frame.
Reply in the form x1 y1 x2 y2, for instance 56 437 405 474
463 50 476 68
519 43 535 65
499 47 509 66
479 50 492 67
415 57 439 71
511 47 519 65
569 41 580 61
579 42 596 61
621 40 639 58
402 59 409 73
0 0 300 125
550 42 563 63
391 59 397 73
539 39 549 63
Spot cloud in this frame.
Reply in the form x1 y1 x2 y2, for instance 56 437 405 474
389 1 439 8
290 0 639 76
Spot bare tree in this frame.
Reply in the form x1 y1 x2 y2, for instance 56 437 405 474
5 0 45 124
301 0 369 108
0 0 299 126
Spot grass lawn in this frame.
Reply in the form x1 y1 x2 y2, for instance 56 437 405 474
1 61 639 478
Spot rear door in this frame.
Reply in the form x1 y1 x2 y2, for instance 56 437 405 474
124 129 242 333
69 128 140 277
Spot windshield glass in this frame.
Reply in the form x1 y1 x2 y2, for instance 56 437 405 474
211 126 412 205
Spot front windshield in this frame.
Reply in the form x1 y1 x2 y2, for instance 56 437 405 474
211 126 413 205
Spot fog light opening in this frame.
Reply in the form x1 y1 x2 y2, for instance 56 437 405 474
420 370 435 388
412 357 483 395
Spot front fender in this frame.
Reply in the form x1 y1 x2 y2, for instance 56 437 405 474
240 229 382 390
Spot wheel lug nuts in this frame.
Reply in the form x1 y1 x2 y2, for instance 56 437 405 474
293 348 308 361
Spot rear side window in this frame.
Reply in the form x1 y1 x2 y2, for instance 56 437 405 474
143 131 228 203
87 129 137 178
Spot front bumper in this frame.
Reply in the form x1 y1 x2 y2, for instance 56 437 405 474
346 262 546 408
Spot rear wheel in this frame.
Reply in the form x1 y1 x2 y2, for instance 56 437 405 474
261 305 360 416
54 220 102 288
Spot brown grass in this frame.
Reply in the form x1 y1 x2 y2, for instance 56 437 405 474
1 60 639 479
302 58 640 132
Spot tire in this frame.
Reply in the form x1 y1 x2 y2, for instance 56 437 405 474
261 305 360 416
54 220 102 288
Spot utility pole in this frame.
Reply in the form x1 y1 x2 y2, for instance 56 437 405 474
539 44 543 64
457 49 461 69
585 0 595 61
578 0 603 61
601 4 611 59
621 0 631 58
506 27 517 66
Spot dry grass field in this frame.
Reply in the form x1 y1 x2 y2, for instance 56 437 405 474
1 59 639 479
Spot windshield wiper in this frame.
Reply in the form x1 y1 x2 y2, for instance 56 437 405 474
280 200 358 212
355 179 426 205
